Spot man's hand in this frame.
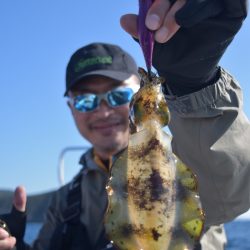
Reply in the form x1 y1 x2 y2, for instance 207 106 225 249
121 0 247 43
121 0 248 96
0 186 27 250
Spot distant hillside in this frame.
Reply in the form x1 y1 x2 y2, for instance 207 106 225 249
0 189 56 222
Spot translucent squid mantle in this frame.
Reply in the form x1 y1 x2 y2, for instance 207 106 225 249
105 68 205 250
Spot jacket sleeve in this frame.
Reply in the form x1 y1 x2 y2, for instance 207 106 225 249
166 67 250 226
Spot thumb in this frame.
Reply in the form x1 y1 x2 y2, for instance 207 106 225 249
13 186 27 212
120 14 139 39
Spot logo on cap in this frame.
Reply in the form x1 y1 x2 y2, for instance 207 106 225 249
74 56 113 72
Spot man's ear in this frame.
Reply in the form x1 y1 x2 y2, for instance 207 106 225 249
67 99 75 116
67 91 74 111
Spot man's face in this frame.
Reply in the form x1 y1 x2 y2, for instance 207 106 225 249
68 75 139 158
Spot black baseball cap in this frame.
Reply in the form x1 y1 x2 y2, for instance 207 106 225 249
65 42 139 96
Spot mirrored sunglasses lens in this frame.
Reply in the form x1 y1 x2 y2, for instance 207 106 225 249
74 95 98 112
108 88 134 107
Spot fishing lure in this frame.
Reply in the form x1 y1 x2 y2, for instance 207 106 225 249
138 0 154 74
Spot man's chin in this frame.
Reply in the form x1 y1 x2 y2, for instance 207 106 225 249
99 140 127 154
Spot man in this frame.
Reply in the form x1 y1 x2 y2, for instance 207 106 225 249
1 42 141 250
0 0 249 249
0 42 141 250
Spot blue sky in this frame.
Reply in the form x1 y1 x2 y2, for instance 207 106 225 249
0 1 249 218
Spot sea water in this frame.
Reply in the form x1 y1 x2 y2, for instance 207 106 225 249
24 223 42 244
24 220 250 249
224 220 250 250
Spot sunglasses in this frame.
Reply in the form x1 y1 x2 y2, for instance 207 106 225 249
69 87 135 113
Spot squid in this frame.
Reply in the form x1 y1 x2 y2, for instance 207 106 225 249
104 68 205 250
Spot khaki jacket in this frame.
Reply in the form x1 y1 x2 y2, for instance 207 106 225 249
168 68 250 227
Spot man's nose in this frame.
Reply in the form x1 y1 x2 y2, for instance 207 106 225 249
96 100 114 116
